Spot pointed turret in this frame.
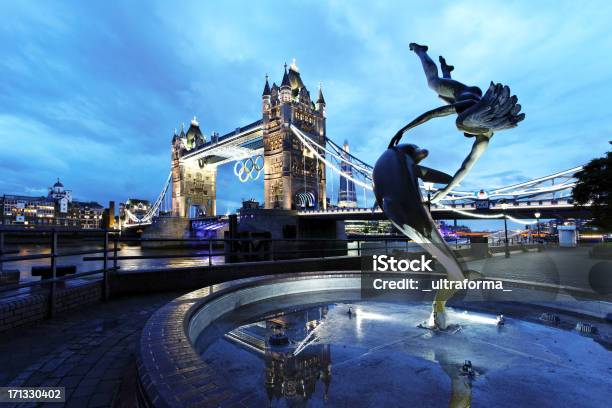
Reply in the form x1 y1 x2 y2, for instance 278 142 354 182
316 83 326 116
262 75 272 113
262 74 271 97
317 84 326 105
281 64 291 88
280 63 291 102
185 116 205 150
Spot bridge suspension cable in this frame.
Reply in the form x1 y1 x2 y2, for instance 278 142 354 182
290 125 374 192
291 125 579 224
294 128 374 179
124 172 172 225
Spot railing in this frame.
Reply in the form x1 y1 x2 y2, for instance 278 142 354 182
81 236 417 263
0 227 548 314
0 228 120 316
0 228 424 305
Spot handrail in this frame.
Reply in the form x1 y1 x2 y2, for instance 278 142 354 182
0 229 121 315
0 228 546 307
0 248 120 263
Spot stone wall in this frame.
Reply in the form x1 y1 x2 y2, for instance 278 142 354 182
110 256 361 296
141 216 191 247
0 280 102 333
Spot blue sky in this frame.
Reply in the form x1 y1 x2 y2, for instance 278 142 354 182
1 1 610 227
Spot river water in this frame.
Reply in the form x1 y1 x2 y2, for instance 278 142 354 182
1 243 227 282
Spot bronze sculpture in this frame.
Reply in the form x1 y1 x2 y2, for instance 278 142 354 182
373 44 525 330
390 43 525 203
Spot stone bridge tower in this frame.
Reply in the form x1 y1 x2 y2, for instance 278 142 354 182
262 61 327 210
171 118 217 217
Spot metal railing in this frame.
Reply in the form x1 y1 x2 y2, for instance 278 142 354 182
0 229 422 301
0 227 545 315
81 236 416 263
0 228 120 316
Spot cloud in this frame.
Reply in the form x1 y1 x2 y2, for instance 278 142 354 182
1 0 610 211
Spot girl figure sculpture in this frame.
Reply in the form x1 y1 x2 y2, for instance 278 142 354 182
389 43 525 203
374 44 525 330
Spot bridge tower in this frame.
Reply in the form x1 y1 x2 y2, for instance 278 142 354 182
262 60 327 210
337 140 358 208
171 118 217 217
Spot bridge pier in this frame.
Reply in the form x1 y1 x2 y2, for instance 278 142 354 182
232 208 346 260
238 208 344 240
140 216 191 248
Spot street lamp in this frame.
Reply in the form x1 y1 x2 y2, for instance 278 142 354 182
423 182 434 212
501 202 510 258
534 212 541 249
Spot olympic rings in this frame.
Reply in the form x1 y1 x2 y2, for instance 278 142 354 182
234 155 264 182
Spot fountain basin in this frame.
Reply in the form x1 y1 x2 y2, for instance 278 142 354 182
137 272 611 407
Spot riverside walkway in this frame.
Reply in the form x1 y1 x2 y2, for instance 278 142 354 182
0 247 609 407
0 292 181 407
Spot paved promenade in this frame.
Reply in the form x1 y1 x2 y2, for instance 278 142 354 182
0 247 608 406
471 246 599 290
0 292 181 407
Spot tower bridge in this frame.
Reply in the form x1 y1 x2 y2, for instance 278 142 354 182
119 60 589 231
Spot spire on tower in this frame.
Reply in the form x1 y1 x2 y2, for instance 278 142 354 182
317 83 326 105
262 74 271 97
281 63 291 88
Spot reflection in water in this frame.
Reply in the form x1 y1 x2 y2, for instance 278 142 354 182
3 243 224 282
224 304 475 406
199 300 611 408
265 343 332 404
436 350 473 408
226 306 333 406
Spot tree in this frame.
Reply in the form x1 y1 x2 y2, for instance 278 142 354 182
573 143 612 231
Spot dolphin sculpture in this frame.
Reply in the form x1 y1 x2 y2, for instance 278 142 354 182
372 143 471 330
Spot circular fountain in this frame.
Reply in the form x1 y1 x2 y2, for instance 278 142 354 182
137 272 611 407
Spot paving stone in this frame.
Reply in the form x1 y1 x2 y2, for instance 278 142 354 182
59 375 82 388
88 391 114 408
64 395 90 408
0 292 180 406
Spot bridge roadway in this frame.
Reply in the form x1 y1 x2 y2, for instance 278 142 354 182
180 119 263 166
298 199 591 220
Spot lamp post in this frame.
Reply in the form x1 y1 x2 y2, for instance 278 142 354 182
502 202 510 258
535 212 541 250
424 182 434 212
